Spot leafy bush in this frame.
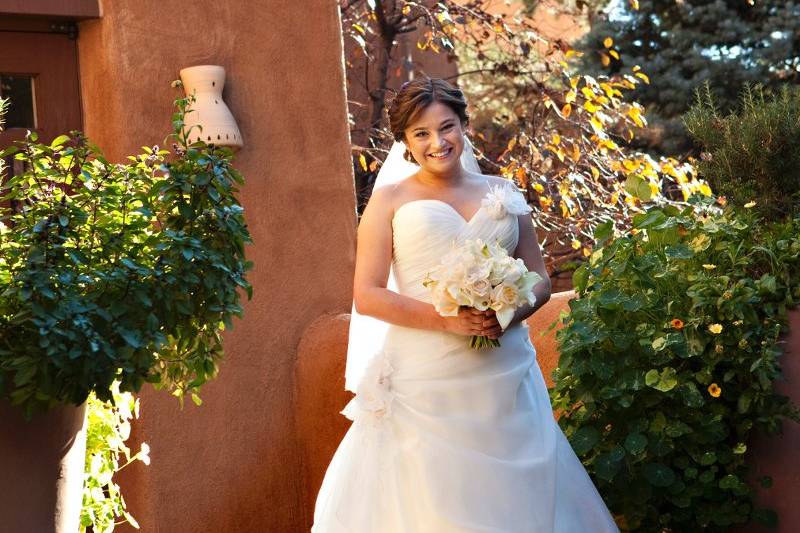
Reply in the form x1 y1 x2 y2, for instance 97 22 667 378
684 83 800 222
550 194 800 531
81 382 148 532
0 94 252 417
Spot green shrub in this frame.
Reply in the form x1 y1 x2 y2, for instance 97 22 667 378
0 94 252 417
550 194 800 531
81 381 148 532
684 83 800 222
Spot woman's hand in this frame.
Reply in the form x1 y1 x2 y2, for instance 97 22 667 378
443 307 503 339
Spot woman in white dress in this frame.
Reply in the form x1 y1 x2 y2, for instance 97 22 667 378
312 78 619 532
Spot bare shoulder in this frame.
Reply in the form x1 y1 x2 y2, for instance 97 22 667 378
363 177 417 221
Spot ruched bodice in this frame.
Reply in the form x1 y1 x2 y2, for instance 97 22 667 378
391 185 525 303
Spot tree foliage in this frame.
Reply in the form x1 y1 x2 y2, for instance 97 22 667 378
684 83 800 222
341 0 711 278
578 0 800 154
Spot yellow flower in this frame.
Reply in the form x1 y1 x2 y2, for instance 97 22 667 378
690 234 711 252
670 318 684 330
708 323 723 334
744 201 756 208
716 195 727 206
708 383 721 397
702 264 716 270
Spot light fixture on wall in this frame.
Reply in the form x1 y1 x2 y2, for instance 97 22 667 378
179 65 243 149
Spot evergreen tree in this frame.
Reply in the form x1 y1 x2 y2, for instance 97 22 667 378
578 0 800 154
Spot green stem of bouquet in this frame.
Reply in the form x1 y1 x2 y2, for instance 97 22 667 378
470 335 501 349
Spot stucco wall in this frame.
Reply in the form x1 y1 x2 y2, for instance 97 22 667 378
76 1 357 531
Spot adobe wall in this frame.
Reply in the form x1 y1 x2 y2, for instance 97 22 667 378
76 1 357 531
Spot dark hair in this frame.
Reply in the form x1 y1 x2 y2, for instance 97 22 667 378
387 77 469 143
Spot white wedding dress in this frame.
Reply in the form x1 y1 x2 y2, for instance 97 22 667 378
312 183 619 532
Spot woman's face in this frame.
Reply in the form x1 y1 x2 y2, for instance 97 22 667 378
403 101 465 173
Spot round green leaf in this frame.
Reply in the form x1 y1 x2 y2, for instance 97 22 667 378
570 426 600 455
624 432 648 454
643 462 676 487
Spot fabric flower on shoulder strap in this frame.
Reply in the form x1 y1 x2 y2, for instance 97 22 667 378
481 181 533 220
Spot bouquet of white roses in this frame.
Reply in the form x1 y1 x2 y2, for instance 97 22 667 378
423 239 542 349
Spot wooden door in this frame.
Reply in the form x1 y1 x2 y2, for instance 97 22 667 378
0 29 82 147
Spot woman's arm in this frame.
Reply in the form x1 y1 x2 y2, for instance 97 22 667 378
507 213 552 328
353 186 493 337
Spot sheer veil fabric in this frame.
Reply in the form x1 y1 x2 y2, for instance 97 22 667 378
344 135 482 393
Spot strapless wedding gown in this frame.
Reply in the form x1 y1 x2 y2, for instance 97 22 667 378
312 185 619 532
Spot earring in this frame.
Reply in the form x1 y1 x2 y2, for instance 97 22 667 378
404 148 415 163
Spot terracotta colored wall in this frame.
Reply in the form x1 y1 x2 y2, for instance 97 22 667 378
76 1 357 531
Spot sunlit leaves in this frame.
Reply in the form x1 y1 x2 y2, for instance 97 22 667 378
0 93 253 416
552 200 800 530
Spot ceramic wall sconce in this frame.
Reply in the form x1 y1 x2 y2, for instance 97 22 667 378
179 65 243 149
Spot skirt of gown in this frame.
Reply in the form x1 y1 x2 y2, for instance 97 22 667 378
312 321 619 533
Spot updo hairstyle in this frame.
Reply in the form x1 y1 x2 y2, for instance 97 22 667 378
387 78 469 162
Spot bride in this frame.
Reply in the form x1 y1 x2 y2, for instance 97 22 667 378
312 78 619 532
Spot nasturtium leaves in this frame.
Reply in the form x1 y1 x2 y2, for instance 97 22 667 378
643 462 676 487
570 426 600 455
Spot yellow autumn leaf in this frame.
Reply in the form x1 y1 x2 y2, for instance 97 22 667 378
552 133 561 145
628 107 645 128
569 76 580 89
603 37 613 48
584 101 599 113
533 183 544 193
571 239 581 250
402 5 411 15
600 53 610 67
582 246 592 257
591 166 600 180
630 0 639 9
609 49 620 60
590 116 604 134
515 167 528 186
359 153 368 171
561 103 572 117
571 143 580 161
565 90 577 104
635 72 650 84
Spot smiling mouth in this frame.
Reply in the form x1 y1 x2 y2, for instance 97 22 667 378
427 147 452 160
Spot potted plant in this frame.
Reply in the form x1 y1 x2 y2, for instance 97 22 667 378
0 92 252 532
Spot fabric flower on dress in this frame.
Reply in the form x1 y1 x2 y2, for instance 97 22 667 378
481 183 533 220
340 350 395 425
